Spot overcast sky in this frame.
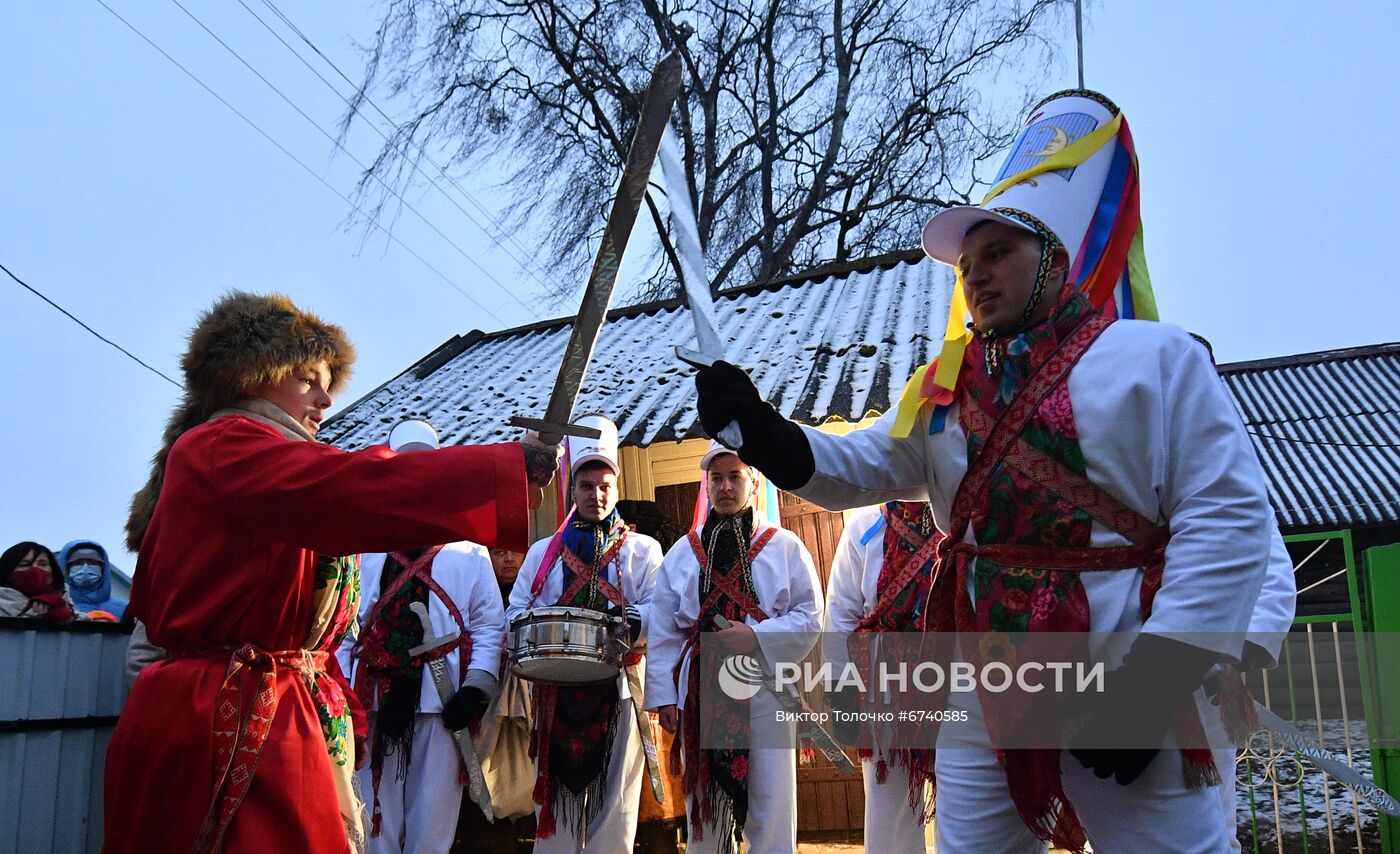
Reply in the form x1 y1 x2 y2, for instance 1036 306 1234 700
3 1 1397 569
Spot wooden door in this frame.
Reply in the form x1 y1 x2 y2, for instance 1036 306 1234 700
775 492 865 834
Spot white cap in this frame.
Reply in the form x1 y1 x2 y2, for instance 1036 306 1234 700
921 90 1120 267
389 419 439 454
568 414 620 477
700 440 741 472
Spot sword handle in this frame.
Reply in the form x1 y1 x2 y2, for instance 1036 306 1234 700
675 346 744 451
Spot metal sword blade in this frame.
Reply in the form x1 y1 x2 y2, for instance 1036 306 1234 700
509 50 683 443
408 602 495 819
658 124 744 450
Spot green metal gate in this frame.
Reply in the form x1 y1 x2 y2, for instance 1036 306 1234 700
1236 533 1399 853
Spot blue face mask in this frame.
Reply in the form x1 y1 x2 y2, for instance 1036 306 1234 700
69 566 104 588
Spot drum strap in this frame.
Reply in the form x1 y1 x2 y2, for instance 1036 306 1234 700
529 515 572 603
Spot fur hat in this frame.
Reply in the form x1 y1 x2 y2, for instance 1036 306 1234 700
125 291 355 552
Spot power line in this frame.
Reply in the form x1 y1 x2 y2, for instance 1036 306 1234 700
2 262 181 388
93 0 508 326
1247 430 1400 451
164 0 537 319
249 0 544 271
237 0 545 282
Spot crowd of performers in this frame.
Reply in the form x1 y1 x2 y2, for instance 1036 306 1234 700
105 88 1296 854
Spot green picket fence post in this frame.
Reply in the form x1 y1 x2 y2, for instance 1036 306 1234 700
1364 543 1400 854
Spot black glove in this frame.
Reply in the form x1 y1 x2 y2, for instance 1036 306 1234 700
828 685 863 745
1066 634 1217 786
441 685 490 732
625 604 643 644
694 360 815 489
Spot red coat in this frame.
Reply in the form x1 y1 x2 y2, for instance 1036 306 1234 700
104 415 528 853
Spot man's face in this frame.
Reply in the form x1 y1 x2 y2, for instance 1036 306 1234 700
706 454 758 515
249 360 333 435
572 465 618 523
489 547 524 587
957 221 1064 336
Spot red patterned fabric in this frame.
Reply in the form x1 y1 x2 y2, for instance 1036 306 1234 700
671 526 775 850
910 292 1214 852
104 415 527 854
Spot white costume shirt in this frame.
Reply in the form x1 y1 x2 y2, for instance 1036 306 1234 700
337 541 505 712
796 321 1278 659
645 516 825 714
506 528 662 700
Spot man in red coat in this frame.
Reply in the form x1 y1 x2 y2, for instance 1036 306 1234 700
105 291 559 854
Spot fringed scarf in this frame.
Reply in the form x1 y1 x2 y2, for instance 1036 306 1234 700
353 547 439 837
850 501 937 821
676 507 769 854
531 509 629 840
926 288 1215 851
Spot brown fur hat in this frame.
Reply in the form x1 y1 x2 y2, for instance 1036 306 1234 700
125 291 356 552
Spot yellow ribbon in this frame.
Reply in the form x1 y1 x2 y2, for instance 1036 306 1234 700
890 112 1128 438
980 112 1124 206
1126 223 1158 321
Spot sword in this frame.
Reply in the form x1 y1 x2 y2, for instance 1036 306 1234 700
408 601 494 821
656 123 744 451
1251 701 1400 816
509 49 684 444
622 656 667 806
712 615 855 773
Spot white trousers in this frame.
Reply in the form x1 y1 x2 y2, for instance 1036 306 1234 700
934 714 1232 853
683 711 798 854
861 757 930 853
358 713 463 854
532 697 644 853
1215 746 1243 854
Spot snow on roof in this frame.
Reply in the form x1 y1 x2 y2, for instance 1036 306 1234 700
1218 342 1400 530
321 249 1398 532
321 249 950 450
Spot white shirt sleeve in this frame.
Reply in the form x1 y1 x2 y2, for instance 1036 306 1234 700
623 535 664 642
796 409 934 510
753 532 825 671
643 543 690 711
1246 526 1297 667
456 544 507 683
1139 332 1273 650
823 508 882 669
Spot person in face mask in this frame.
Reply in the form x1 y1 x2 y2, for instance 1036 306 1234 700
59 540 128 621
0 541 76 623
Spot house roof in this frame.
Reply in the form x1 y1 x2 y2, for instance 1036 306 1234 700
321 252 1399 532
320 248 951 449
1218 342 1400 530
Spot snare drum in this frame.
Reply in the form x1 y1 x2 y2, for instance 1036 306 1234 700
508 606 629 685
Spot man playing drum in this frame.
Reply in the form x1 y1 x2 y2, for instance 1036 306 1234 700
505 415 663 853
645 443 824 854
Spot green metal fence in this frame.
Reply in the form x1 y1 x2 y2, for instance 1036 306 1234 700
1236 531 1397 854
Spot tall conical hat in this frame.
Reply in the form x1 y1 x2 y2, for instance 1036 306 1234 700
890 90 1157 438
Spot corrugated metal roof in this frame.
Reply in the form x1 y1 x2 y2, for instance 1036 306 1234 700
322 252 1398 532
1219 343 1400 530
321 250 952 449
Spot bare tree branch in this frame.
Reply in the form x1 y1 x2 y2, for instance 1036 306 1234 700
349 0 1070 307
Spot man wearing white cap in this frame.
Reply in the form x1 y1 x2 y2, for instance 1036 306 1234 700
337 420 507 854
505 414 663 853
823 502 938 853
694 90 1283 852
645 443 823 854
